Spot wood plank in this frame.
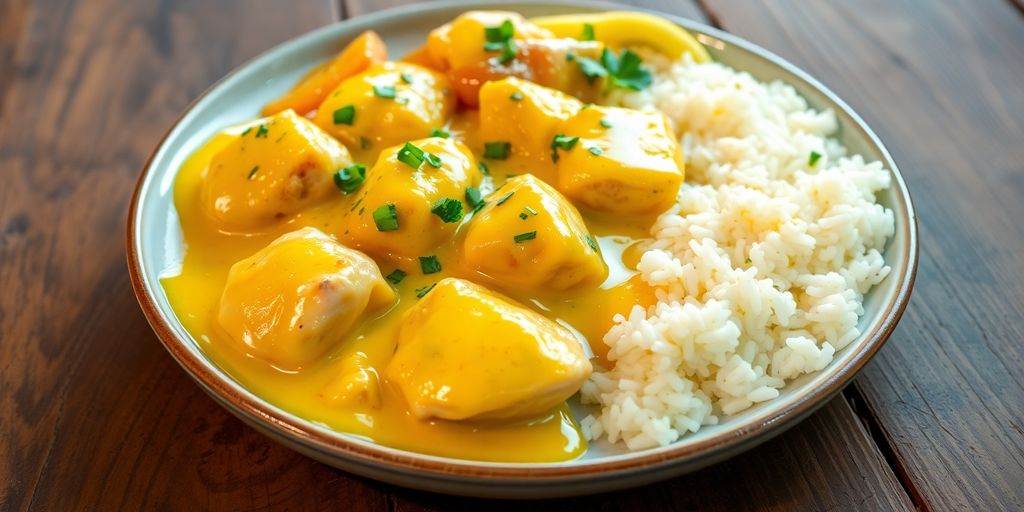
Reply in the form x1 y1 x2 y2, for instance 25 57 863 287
0 0 30 120
702 0 1024 509
386 398 912 512
0 0 355 510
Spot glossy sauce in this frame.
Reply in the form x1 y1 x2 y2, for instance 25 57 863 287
162 114 658 462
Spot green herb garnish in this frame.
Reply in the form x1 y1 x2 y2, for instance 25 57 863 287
359 136 371 150
588 146 603 156
809 151 822 166
510 91 524 101
415 283 436 298
599 118 612 128
495 191 514 206
483 141 511 160
513 231 537 243
247 166 259 180
385 269 407 284
465 187 484 210
241 126 252 136
524 205 538 216
576 56 608 83
372 204 399 231
430 127 450 138
581 23 595 41
585 234 599 251
333 105 355 125
400 72 413 84
419 255 442 274
430 197 464 223
483 20 517 64
255 124 269 138
333 163 366 194
550 134 579 162
602 48 652 90
373 85 397 99
477 161 490 175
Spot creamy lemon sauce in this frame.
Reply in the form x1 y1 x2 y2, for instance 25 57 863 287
162 120 657 462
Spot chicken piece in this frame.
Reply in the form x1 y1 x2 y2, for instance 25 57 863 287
386 278 592 421
262 30 388 117
478 78 581 170
459 174 606 293
201 110 353 231
313 62 454 151
426 11 553 73
554 105 685 215
341 137 480 259
320 351 381 408
218 227 394 370
520 38 605 103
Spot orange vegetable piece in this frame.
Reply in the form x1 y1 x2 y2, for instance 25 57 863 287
261 30 388 116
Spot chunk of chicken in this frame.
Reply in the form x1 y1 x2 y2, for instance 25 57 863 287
554 105 685 215
202 110 353 231
218 227 394 370
314 62 454 151
478 77 581 170
341 137 480 259
459 174 607 293
386 278 592 421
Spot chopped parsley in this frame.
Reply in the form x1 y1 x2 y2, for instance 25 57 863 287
372 204 399 231
519 212 528 220
430 127 450 138
581 23 595 41
396 142 440 169
576 55 608 83
430 197 464 223
247 166 259 180
333 163 366 194
415 282 436 298
483 20 517 64
419 255 442 274
599 118 612 128
513 231 537 243
809 151 822 166
483 141 511 160
359 136 371 150
333 105 355 125
524 205 539 215
373 85 397 99
588 146 603 156
585 234 598 251
241 126 252 136
400 72 413 84
550 134 579 162
477 161 490 175
465 186 484 210
385 269 406 285
255 124 269 138
510 91 524 101
495 191 515 206
602 48 652 90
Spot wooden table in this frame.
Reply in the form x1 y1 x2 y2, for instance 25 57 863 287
2 0 1022 509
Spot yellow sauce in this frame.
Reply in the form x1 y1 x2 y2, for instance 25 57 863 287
162 121 658 462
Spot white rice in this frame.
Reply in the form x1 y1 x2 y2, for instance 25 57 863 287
580 54 896 450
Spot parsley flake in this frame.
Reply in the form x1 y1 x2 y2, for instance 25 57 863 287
483 141 511 160
430 127 450 138
419 255 442 274
372 204 399 231
588 146 603 156
415 282 436 298
602 48 653 90
585 234 598 251
477 161 490 175
385 269 407 285
333 105 355 125
495 191 515 206
400 72 413 84
581 23 595 41
809 151 822 166
373 85 397 99
465 186 485 210
247 166 259 180
430 197 464 223
550 134 579 162
599 118 612 128
510 91 524 101
333 163 366 194
513 231 537 243
255 124 269 138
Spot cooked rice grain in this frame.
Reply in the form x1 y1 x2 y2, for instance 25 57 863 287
581 54 895 450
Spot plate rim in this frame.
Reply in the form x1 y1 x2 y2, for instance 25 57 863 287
125 0 919 484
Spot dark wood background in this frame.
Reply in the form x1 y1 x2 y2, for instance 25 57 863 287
2 0 1022 509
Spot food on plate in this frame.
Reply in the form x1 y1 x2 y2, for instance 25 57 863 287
313 62 454 150
161 9 895 461
262 30 388 117
387 278 592 421
458 174 606 292
217 227 394 370
201 109 353 230
341 137 480 258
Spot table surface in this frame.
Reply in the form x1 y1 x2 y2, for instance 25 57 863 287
2 0 1022 509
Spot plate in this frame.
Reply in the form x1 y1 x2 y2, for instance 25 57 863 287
126 0 918 498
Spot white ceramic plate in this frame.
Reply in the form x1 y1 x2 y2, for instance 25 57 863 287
128 0 918 498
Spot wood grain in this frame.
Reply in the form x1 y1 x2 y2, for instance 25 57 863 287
702 0 1024 509
0 0 339 509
